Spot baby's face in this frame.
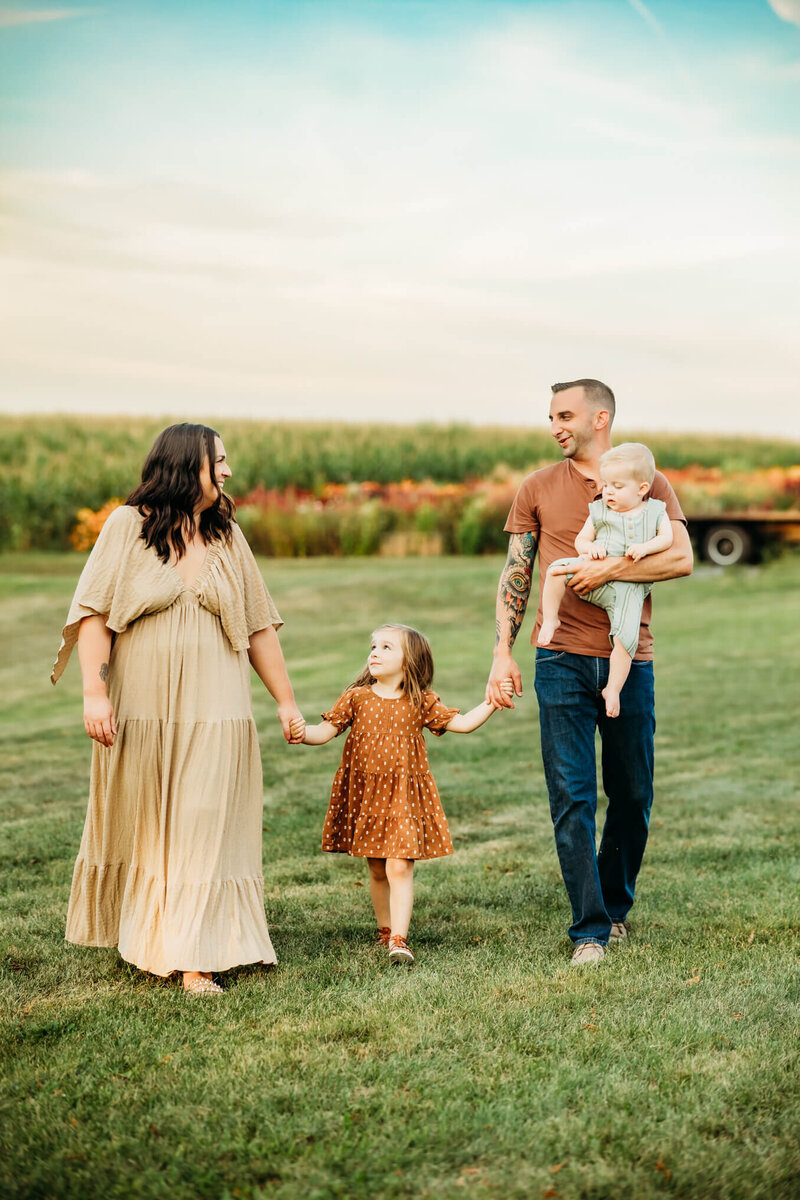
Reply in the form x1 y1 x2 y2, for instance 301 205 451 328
601 467 649 513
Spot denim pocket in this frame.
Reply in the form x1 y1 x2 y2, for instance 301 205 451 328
535 648 567 663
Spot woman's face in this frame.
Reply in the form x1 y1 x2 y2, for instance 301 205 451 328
197 436 232 512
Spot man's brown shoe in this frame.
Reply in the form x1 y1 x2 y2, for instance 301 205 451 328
570 942 605 966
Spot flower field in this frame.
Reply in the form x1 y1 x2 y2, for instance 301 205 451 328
4 416 800 555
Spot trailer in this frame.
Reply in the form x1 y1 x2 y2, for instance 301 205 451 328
687 511 800 566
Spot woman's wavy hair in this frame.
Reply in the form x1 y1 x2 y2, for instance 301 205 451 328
350 623 434 711
126 423 235 563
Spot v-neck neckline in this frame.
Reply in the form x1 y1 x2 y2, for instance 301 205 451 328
164 542 216 591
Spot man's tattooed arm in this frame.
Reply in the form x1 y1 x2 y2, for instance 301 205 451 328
495 533 536 649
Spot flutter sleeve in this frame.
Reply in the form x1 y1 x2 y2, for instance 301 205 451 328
51 506 168 685
421 690 460 736
231 524 283 638
321 689 358 735
199 524 283 652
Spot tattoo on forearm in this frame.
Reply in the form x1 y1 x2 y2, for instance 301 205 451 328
99 663 109 683
496 533 535 646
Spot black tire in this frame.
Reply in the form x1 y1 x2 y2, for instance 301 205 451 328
701 524 754 566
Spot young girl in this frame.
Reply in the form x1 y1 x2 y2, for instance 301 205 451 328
290 624 505 964
537 442 674 718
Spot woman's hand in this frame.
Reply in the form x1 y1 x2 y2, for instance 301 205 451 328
277 703 305 743
84 693 117 747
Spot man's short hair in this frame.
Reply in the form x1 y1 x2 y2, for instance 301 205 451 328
600 442 656 486
552 378 616 423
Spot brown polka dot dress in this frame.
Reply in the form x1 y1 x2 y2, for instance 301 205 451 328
320 687 459 860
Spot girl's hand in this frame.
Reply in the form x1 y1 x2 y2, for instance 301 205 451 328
626 543 647 561
589 544 607 560
289 716 306 743
84 694 116 747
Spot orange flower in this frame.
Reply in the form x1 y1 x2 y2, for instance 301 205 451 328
70 499 124 551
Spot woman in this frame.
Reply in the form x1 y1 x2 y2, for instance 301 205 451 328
52 423 302 995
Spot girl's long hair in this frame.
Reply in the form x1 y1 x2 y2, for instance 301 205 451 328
126 423 235 563
350 623 434 711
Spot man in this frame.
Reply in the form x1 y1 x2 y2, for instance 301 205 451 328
486 379 693 965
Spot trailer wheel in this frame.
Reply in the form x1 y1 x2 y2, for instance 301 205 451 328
701 524 753 566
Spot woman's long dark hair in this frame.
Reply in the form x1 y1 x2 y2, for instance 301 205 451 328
126 423 235 563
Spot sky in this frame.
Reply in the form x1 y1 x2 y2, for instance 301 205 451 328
1 0 799 436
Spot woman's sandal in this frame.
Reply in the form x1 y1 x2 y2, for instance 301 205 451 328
183 976 224 996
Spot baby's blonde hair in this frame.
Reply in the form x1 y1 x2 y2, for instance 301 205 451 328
351 623 434 710
600 442 656 486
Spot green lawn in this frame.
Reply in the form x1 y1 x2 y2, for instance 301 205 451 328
1 553 798 1200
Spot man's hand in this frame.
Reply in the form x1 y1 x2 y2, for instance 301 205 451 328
566 556 622 595
486 653 522 708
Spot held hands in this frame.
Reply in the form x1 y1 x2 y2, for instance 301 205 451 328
288 715 306 743
486 656 521 709
84 693 116 747
277 704 305 743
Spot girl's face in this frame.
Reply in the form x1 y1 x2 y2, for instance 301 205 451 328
368 629 405 682
197 436 232 512
601 466 649 513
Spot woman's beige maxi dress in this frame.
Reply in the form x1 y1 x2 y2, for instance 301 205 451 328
51 504 281 976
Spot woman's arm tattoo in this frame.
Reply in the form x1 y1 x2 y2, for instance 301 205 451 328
99 663 109 683
495 533 536 646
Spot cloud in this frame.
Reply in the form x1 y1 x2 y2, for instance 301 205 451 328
767 0 800 25
2 11 799 435
0 8 95 28
624 0 666 38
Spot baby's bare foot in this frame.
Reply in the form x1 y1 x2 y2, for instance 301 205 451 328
602 686 620 718
537 619 560 646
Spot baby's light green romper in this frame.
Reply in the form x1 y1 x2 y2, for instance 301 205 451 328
552 497 667 658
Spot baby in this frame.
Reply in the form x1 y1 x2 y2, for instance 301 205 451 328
538 442 673 717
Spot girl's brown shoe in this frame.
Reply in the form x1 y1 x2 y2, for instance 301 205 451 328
388 935 414 964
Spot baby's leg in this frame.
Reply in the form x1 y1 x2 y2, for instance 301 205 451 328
367 857 390 931
538 562 571 645
602 640 632 718
602 581 646 716
385 857 415 939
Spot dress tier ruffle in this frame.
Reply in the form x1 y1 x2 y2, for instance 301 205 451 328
53 506 283 976
320 688 458 861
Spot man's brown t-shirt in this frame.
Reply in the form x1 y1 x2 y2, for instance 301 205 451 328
504 459 685 660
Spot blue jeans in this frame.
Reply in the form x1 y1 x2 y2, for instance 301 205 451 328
534 648 655 945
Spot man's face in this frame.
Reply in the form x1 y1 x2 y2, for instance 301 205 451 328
548 387 601 460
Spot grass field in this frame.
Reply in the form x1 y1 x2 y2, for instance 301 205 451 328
1 552 799 1199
